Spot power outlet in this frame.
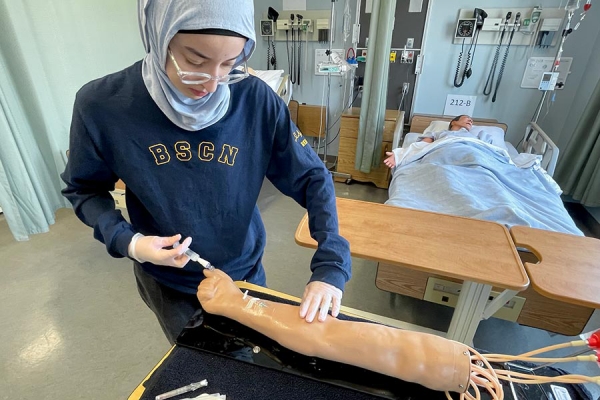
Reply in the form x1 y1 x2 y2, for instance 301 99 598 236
406 37 414 49
402 82 410 94
401 50 414 63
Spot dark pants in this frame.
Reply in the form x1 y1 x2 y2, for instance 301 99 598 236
134 262 200 345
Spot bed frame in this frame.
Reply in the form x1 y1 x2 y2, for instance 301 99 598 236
521 122 559 176
405 115 559 177
377 114 593 335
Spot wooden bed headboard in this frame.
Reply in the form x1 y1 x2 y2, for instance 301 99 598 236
410 114 508 134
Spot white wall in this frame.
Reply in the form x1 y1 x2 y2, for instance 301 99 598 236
414 0 600 144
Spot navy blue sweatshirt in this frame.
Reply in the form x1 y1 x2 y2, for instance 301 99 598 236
61 61 351 294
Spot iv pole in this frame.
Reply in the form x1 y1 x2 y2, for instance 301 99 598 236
322 0 336 166
531 7 576 124
319 0 352 181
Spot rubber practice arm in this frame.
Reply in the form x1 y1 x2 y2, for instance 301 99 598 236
197 270 471 393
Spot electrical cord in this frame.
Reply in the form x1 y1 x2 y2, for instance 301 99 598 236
271 38 277 69
267 37 272 70
492 13 520 102
313 89 361 153
453 38 466 88
327 90 361 133
292 24 297 84
286 30 292 82
483 14 511 96
297 24 302 85
325 91 362 147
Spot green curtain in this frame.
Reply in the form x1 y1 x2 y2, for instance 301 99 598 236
555 79 600 207
0 0 143 240
355 0 396 173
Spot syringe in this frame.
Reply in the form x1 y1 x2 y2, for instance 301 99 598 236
174 241 214 270
184 248 214 270
155 379 208 400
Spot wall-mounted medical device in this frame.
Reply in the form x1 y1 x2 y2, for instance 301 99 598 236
537 18 563 47
261 10 331 42
455 19 476 38
315 49 356 76
263 7 279 70
453 7 567 47
453 8 487 88
538 72 559 91
521 56 573 90
316 19 330 43
260 20 274 37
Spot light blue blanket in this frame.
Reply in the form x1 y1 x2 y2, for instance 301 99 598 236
386 138 583 236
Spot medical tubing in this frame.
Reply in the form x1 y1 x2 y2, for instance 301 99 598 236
491 34 512 102
267 37 271 69
286 30 291 81
291 27 296 84
454 29 480 88
297 28 302 85
483 28 505 96
286 30 296 85
469 29 481 68
492 16 519 102
518 340 587 357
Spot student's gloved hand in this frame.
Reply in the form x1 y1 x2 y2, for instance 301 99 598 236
128 233 192 268
299 281 343 323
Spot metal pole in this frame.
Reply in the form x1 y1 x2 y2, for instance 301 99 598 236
532 9 575 124
323 0 336 165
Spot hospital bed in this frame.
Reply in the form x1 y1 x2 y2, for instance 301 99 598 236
376 114 594 335
397 114 559 176
248 68 292 105
387 114 581 235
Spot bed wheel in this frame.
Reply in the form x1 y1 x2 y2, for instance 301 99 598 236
345 178 352 185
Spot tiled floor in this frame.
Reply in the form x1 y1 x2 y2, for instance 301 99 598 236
0 181 598 399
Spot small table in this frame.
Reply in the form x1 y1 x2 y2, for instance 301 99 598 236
510 226 600 308
295 198 529 344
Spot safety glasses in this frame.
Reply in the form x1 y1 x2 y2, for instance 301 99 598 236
168 48 248 85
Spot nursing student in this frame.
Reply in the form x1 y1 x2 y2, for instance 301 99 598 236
62 0 351 344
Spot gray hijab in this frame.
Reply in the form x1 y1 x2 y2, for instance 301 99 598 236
138 0 256 131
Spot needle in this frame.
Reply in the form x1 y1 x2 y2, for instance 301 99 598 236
174 241 215 270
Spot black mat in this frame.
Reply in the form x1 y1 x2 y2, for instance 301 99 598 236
137 290 592 400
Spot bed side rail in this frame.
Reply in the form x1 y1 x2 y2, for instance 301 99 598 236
520 122 559 177
392 111 406 150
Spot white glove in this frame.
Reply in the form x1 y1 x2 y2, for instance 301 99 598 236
299 281 343 323
128 233 192 268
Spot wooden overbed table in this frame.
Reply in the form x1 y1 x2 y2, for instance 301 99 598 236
510 226 600 309
295 197 530 344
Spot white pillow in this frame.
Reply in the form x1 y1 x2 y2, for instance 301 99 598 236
423 120 450 135
471 125 507 150
422 121 507 150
